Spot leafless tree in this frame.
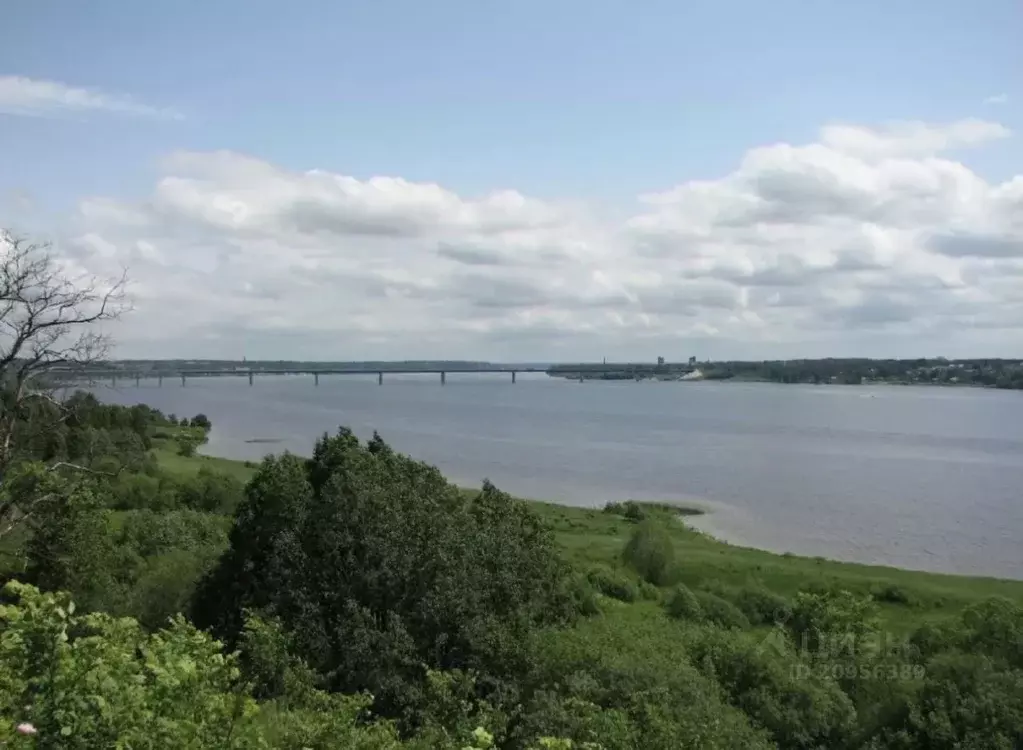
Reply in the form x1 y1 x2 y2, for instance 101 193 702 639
0 229 128 539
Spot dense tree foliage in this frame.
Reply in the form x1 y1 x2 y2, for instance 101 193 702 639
1 393 1022 747
550 357 1023 388
193 429 574 723
702 357 1023 388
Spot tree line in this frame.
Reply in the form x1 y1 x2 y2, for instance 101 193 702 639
703 358 1023 387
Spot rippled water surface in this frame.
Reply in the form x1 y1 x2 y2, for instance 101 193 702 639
96 375 1023 578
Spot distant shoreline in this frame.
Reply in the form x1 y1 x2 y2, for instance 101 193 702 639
549 373 1011 388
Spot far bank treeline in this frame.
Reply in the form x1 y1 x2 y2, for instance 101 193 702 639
2 394 1023 748
549 357 1023 387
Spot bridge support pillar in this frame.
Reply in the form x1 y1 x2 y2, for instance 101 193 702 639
578 373 584 383
378 371 383 385
440 371 446 385
181 374 186 387
512 371 516 383
248 372 253 386
158 375 163 387
135 375 140 387
314 372 319 386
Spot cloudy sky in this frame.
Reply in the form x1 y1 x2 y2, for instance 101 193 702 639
1 1 1021 362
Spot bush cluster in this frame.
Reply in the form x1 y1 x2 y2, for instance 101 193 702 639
621 520 676 586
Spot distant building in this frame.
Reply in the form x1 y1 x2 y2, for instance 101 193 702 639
657 356 665 365
688 356 697 366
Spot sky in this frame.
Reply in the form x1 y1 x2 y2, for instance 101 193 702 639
1 0 1021 362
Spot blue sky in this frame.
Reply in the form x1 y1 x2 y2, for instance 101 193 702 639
6 0 1019 205
1 1 1021 360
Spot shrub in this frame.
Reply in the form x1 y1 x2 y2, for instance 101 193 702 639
639 580 662 602
695 591 750 629
685 628 858 748
566 574 602 616
0 581 260 749
126 548 220 630
666 584 704 621
0 581 418 749
586 566 638 603
602 499 647 522
109 472 180 511
891 652 1023 749
871 583 914 606
175 434 202 457
622 500 646 523
622 520 675 585
735 584 792 625
177 466 246 513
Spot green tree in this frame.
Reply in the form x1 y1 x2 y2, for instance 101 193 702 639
191 452 313 642
876 653 1023 749
685 627 857 749
16 465 119 613
177 466 245 513
621 520 675 586
664 583 702 620
193 430 573 723
175 430 207 457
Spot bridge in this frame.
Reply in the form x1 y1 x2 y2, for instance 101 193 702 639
59 361 697 387
72 365 543 387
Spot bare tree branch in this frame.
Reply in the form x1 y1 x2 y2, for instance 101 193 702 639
0 229 128 539
46 461 125 478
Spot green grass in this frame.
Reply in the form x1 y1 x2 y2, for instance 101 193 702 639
148 433 1023 634
149 426 260 484
152 446 259 484
527 500 1023 633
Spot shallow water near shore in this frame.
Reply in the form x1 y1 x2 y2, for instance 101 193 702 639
95 375 1023 579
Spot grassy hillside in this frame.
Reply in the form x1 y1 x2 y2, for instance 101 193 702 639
5 409 1022 748
152 432 1023 635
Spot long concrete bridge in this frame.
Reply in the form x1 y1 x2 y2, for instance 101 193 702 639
63 361 697 387
76 365 545 387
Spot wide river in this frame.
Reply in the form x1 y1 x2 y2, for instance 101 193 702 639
95 375 1023 579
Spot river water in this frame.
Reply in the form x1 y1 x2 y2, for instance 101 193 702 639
95 375 1023 579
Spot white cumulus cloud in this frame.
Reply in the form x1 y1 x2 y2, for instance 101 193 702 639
57 118 1023 360
0 75 182 119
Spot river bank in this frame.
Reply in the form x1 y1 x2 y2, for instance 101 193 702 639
95 379 1023 579
155 434 1023 633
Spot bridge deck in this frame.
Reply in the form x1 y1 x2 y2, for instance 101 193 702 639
79 367 543 377
57 363 696 380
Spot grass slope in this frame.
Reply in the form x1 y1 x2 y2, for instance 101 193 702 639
151 435 1023 634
